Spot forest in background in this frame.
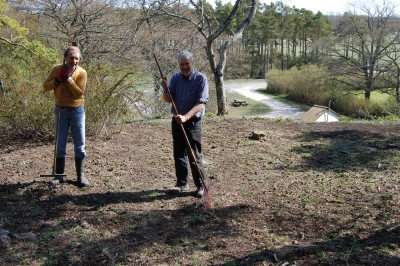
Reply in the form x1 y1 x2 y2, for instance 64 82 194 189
1 0 400 138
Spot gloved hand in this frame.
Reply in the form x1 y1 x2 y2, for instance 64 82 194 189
55 66 69 83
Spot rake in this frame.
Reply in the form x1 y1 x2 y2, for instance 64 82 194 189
40 83 67 179
153 54 212 211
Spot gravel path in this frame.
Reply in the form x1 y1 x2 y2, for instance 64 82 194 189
225 80 306 119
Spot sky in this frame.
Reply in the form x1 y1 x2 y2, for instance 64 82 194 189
284 0 348 14
221 0 350 15
222 0 400 15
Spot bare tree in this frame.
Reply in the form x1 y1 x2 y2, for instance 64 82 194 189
332 0 399 100
25 0 132 62
131 0 210 117
381 31 400 103
157 0 258 115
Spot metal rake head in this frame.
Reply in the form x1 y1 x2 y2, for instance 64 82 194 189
203 185 212 211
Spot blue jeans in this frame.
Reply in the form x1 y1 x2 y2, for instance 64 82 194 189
54 106 86 159
171 117 205 188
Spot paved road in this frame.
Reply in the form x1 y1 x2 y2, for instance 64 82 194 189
224 80 305 119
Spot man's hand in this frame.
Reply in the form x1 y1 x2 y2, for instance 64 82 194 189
55 66 69 83
174 114 188 124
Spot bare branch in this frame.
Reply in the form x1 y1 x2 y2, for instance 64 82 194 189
0 37 38 55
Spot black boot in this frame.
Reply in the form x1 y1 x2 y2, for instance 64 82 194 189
75 158 89 187
50 158 65 185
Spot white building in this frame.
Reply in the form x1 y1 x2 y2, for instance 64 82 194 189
300 105 340 122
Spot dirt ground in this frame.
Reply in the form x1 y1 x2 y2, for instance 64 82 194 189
1 118 400 265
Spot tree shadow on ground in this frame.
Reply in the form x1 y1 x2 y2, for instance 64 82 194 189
0 181 36 192
1 186 255 265
2 184 400 265
290 129 400 172
214 224 400 265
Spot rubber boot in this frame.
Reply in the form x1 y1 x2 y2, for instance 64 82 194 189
75 158 89 187
50 158 65 185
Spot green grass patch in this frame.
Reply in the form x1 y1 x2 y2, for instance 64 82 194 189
291 145 311 153
225 90 271 117
147 190 159 197
354 90 393 103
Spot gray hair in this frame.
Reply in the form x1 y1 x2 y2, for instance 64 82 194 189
64 46 81 58
177 50 193 62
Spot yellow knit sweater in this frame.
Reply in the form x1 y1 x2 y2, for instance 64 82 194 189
43 64 87 107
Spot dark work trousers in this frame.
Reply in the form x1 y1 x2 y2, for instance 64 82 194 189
171 117 205 188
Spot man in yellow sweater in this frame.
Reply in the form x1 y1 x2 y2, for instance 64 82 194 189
43 46 89 187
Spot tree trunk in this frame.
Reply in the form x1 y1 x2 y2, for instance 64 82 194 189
280 37 284 70
397 71 400 103
261 40 266 76
215 74 227 115
206 40 228 115
365 90 371 99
